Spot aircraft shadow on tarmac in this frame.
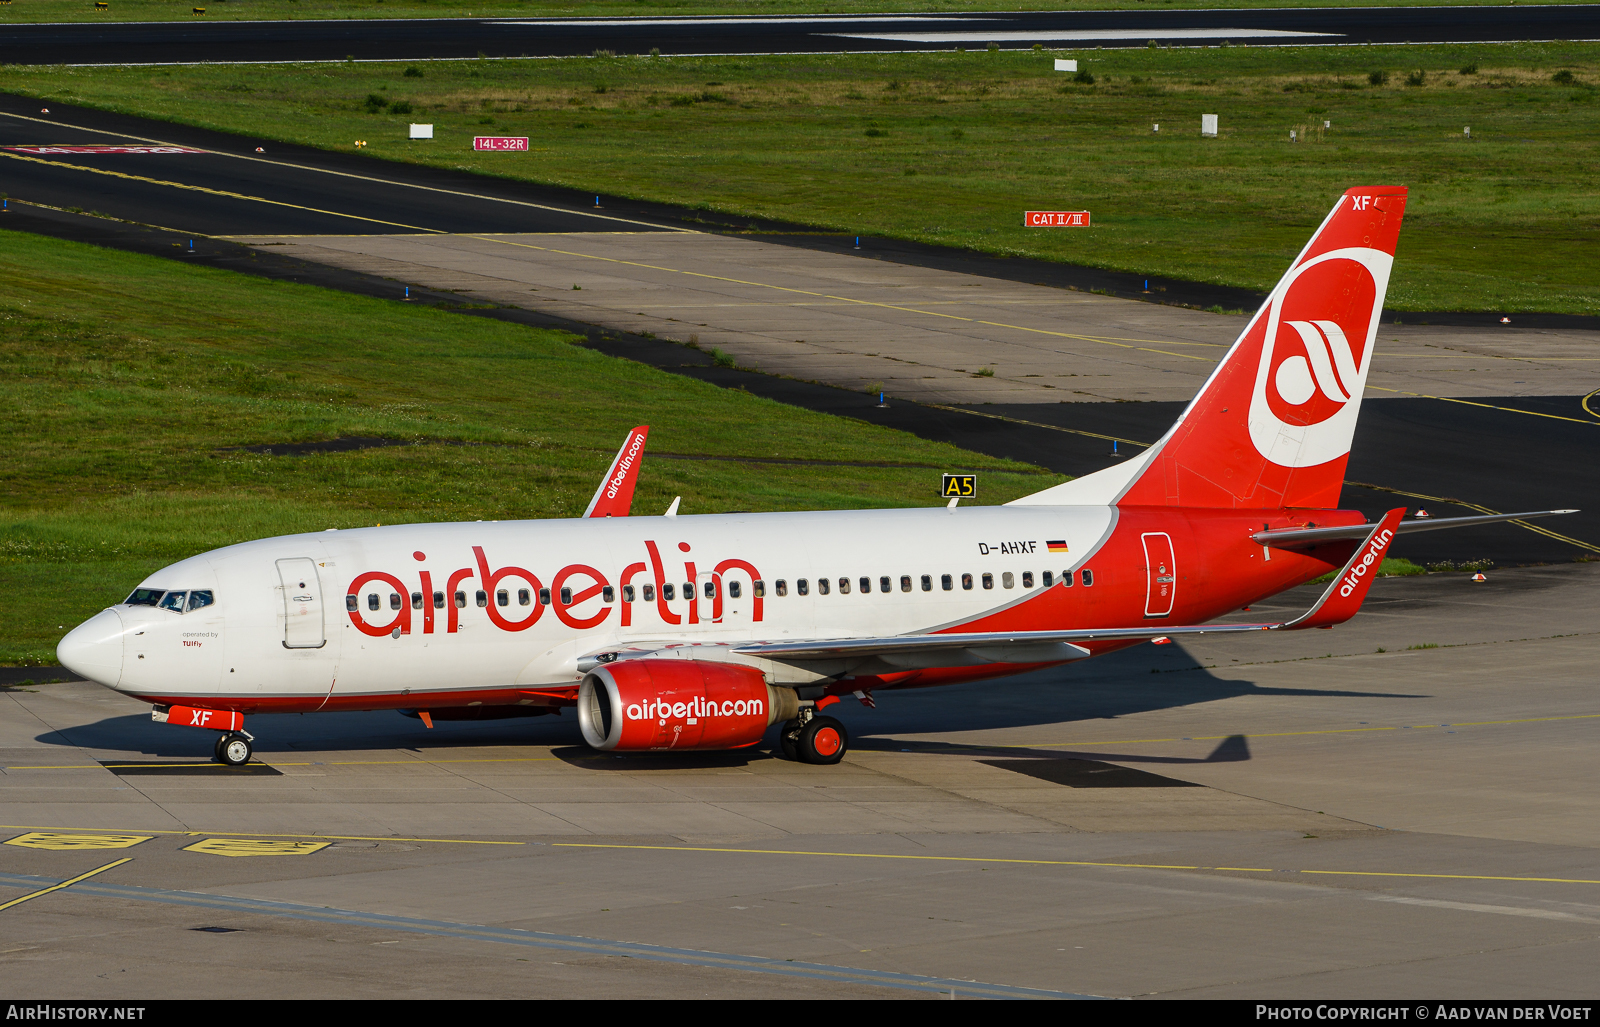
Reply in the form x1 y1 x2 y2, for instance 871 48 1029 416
38 644 1426 764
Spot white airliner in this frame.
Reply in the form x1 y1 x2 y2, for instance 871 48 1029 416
57 187 1573 767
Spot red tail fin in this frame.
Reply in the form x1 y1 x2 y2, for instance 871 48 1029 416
1012 187 1407 511
584 425 649 518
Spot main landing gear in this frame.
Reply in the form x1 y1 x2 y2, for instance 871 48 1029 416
780 711 848 765
213 732 254 767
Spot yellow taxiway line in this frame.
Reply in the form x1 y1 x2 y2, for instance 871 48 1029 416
0 858 132 913
554 843 1600 886
0 824 521 846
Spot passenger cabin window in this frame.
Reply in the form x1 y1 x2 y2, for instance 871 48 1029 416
1062 570 1074 587
941 574 953 591
519 588 531 606
753 580 766 599
159 590 188 613
839 578 851 595
539 588 551 606
454 591 466 609
497 589 509 607
1022 572 1034 589
818 578 830 595
186 590 215 612
602 585 615 603
434 591 446 608
773 580 785 597
961 573 973 591
1002 572 1015 589
860 576 872 594
346 594 358 612
880 576 892 593
622 585 635 603
126 588 164 607
475 590 488 608
982 573 994 590
411 592 423 610
642 584 655 602
1081 569 1094 587
921 575 932 592
704 581 716 599
900 575 912 593
683 582 694 601
367 593 380 612
796 579 808 596
560 587 573 605
390 593 402 610
729 581 742 599
662 583 675 601
1042 571 1053 587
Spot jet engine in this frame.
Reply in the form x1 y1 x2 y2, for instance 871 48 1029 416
578 659 799 752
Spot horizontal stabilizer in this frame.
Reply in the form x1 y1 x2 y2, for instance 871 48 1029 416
1254 509 1577 549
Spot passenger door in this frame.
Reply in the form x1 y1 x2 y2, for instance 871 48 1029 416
276 557 326 648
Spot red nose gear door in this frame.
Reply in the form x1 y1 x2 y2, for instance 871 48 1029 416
1142 532 1176 618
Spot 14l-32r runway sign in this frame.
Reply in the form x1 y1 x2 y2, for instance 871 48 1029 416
473 136 529 151
1025 211 1091 227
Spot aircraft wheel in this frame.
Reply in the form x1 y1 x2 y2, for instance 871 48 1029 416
212 733 228 764
779 719 801 761
217 733 253 767
797 716 847 765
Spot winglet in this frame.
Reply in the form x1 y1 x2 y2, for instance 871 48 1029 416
1279 506 1406 631
584 425 649 518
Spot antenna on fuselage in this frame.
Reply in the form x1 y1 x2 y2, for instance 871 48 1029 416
664 496 681 518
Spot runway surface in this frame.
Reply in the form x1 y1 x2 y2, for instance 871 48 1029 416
4 6 1599 65
3 564 1598 997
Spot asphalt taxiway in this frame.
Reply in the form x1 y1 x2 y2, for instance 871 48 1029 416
3 6 1598 66
3 564 1598 997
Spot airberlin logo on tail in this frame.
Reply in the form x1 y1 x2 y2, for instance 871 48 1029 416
1339 527 1394 598
1247 246 1393 469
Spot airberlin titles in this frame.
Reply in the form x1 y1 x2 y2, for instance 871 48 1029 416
345 541 765 637
345 534 1067 637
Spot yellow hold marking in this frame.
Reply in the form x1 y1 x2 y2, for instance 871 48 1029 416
184 838 331 857
5 832 151 851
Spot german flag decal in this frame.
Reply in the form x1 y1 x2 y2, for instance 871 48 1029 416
1047 540 1069 553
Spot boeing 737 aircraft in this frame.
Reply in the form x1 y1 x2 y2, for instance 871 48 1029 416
57 187 1574 767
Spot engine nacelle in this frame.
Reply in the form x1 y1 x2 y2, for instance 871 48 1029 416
578 659 799 752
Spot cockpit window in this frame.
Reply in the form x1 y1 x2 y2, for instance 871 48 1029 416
157 590 188 613
126 588 164 607
187 590 215 613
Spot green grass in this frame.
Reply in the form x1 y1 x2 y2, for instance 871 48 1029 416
3 0 1581 24
1309 556 1427 584
7 43 1599 312
0 228 1058 665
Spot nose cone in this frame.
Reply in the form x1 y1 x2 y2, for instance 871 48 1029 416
58 609 125 688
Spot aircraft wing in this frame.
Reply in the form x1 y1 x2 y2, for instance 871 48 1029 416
1253 508 1576 549
732 622 1268 663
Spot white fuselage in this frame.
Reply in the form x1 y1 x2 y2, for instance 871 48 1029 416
66 504 1117 710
